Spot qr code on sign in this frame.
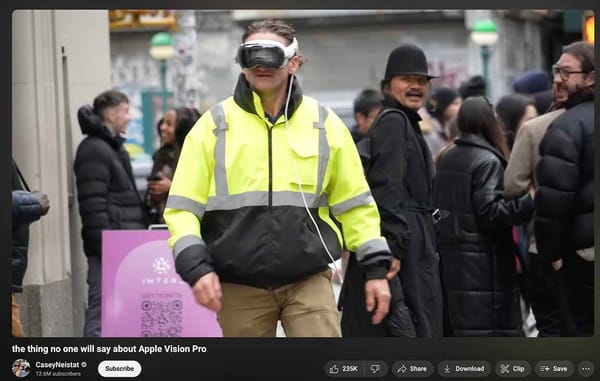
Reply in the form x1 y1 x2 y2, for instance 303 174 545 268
141 299 183 337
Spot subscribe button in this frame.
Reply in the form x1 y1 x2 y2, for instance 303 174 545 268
98 360 141 378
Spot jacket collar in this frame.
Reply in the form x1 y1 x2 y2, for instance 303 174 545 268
77 105 125 149
233 73 303 123
381 94 423 125
454 132 507 165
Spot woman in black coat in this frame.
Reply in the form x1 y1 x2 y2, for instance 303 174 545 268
432 96 534 336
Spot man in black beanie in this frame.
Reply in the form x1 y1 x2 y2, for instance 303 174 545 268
458 75 487 99
340 44 443 338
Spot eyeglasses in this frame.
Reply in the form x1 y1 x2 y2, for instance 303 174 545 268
551 64 589 81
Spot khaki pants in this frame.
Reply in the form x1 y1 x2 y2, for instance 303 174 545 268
217 269 341 337
12 294 24 337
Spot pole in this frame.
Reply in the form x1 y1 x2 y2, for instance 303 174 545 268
160 59 168 114
481 45 491 98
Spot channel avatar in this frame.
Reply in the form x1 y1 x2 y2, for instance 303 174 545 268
12 359 30 378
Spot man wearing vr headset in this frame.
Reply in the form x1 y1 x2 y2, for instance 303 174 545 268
164 20 395 337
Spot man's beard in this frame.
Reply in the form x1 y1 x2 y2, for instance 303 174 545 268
561 83 594 108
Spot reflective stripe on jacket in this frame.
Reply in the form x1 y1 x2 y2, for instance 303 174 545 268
164 91 389 289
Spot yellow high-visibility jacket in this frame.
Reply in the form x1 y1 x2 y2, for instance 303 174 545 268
164 76 390 288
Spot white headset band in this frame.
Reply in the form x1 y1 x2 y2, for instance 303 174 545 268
241 37 298 59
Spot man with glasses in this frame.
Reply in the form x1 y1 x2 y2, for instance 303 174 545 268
504 65 572 337
535 41 594 336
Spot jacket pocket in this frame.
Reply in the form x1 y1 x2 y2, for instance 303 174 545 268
288 140 319 188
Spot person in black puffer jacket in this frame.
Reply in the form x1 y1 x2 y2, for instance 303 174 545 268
535 41 594 337
433 96 534 336
74 90 147 337
12 158 50 336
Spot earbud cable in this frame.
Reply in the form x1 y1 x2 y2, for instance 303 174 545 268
283 74 343 283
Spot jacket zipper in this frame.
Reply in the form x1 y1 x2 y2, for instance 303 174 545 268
267 121 274 290
266 117 287 292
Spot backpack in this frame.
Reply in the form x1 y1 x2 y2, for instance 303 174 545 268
356 108 412 173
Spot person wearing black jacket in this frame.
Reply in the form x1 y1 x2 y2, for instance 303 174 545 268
535 41 594 336
11 159 50 336
146 107 201 225
340 44 443 337
74 90 147 337
433 96 534 336
145 116 176 224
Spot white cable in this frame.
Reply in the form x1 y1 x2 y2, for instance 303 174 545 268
283 74 343 283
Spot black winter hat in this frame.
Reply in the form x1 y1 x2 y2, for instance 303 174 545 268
383 44 437 80
458 75 487 99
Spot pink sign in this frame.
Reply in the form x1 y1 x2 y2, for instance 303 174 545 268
101 230 222 337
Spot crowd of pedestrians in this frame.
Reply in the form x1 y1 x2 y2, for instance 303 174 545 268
11 18 593 339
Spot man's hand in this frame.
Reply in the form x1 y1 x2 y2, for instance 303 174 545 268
32 191 50 216
191 272 222 312
552 258 563 272
386 258 401 280
365 278 391 325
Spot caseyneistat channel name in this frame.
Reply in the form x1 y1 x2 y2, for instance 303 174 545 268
36 362 80 369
